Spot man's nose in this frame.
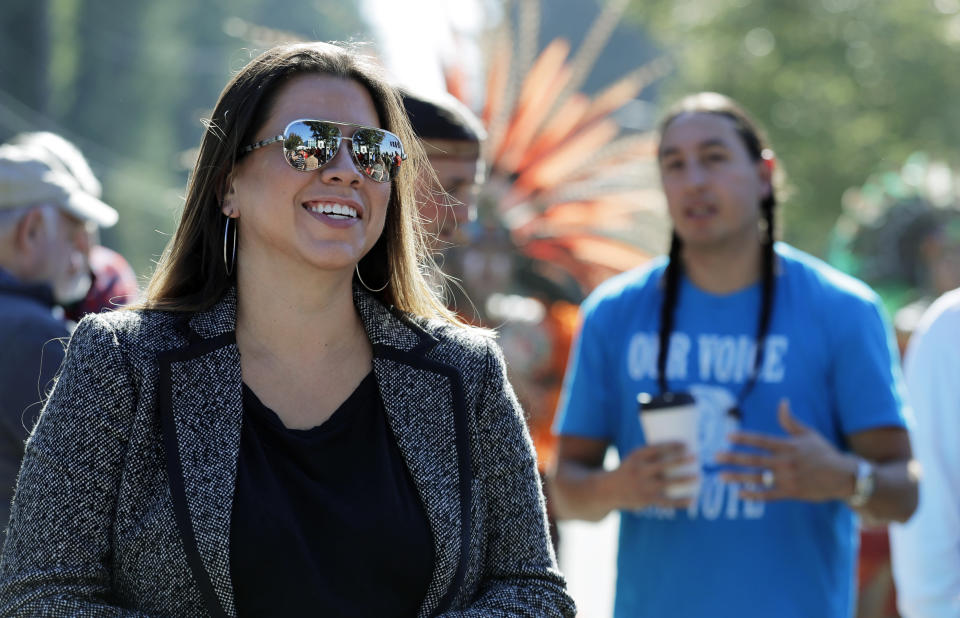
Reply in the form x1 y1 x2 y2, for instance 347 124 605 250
683 161 707 188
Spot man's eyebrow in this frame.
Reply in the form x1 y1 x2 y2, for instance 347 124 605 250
698 137 730 149
658 145 680 159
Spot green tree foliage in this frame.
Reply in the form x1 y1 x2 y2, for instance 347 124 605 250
625 0 960 255
0 0 367 280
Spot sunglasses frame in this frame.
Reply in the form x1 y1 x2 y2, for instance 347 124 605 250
241 119 407 183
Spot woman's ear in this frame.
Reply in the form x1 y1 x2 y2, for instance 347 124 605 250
217 171 239 218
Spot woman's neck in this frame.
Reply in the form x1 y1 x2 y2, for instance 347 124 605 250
234 256 364 363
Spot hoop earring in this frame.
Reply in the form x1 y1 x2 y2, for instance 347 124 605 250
223 216 237 276
355 264 389 293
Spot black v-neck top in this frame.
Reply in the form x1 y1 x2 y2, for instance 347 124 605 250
230 372 434 617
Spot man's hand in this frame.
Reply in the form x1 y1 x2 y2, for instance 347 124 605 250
716 399 856 502
611 442 699 510
551 435 699 521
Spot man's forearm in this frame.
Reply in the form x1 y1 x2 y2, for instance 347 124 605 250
851 457 919 524
549 461 619 523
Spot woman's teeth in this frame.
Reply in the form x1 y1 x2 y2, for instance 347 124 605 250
306 203 358 219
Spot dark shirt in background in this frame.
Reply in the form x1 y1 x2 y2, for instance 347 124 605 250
0 268 69 536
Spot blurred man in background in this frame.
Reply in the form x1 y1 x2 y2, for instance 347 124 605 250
551 93 916 618
890 287 960 618
401 88 486 252
9 132 139 318
0 143 118 534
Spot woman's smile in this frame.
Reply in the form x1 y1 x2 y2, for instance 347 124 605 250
301 197 363 228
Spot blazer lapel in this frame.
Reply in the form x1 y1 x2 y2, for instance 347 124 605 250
355 287 473 618
157 291 242 618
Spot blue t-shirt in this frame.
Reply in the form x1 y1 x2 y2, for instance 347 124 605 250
555 243 907 618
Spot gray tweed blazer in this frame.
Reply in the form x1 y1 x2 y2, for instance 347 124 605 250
0 286 575 617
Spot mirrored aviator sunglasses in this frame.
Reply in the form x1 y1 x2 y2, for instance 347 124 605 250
242 119 407 183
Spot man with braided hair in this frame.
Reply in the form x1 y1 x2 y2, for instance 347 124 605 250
550 92 917 617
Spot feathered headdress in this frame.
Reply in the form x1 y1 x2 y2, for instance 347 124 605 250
449 0 671 298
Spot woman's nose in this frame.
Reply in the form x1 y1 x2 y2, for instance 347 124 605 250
318 139 363 185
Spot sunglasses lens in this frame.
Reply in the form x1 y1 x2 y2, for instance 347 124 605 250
278 121 404 182
351 128 405 182
282 121 340 171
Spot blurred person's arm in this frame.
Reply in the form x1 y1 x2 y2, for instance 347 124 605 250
890 294 960 618
550 436 694 522
846 426 916 523
0 315 148 617
551 436 615 522
836 288 918 523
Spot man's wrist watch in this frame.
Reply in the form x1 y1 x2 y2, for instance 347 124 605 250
847 458 876 508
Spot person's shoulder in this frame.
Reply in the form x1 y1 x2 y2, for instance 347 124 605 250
414 317 522 381
0 291 69 338
0 304 69 376
3 305 69 342
71 306 183 351
79 305 166 331
582 257 667 315
777 242 881 307
915 288 960 339
419 316 495 358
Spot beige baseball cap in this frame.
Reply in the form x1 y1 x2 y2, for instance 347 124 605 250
9 131 103 198
0 143 118 228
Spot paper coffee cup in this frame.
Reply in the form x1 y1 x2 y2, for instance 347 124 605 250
638 392 700 499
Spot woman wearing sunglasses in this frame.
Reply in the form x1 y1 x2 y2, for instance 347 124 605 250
0 42 575 618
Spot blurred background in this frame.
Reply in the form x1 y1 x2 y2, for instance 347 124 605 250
3 1 960 616
3 0 959 279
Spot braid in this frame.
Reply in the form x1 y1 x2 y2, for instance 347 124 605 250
656 232 684 394
751 198 777 387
